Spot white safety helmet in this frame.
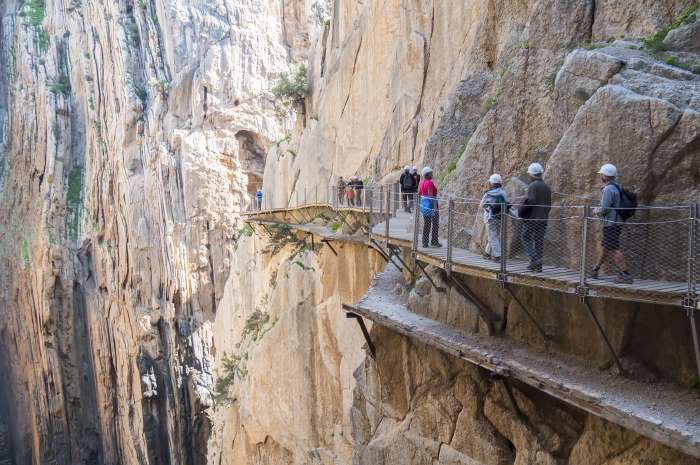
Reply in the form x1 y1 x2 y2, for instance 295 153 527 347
403 165 410 171
598 163 617 177
411 165 418 173
527 162 544 176
489 174 502 184
422 166 433 176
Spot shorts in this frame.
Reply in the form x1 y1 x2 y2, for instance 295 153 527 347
602 225 623 251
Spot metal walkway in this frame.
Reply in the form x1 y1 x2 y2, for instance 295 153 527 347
242 186 700 389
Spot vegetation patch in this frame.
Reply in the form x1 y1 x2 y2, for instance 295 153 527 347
47 74 71 95
65 165 83 240
271 63 308 116
243 309 272 342
212 354 248 406
19 0 46 27
22 239 30 270
36 28 49 54
642 2 699 52
480 90 501 117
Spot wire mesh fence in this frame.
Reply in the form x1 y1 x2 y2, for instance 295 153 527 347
246 184 700 301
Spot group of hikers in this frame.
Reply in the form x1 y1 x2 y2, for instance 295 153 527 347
396 162 635 284
337 176 365 206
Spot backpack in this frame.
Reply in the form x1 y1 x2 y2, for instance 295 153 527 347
614 184 637 221
402 173 416 190
488 193 506 216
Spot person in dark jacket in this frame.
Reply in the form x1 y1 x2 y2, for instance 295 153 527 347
337 176 346 206
399 166 416 212
518 163 551 272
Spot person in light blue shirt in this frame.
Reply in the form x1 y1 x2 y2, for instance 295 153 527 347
589 164 633 284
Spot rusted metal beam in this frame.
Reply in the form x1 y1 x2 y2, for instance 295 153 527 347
582 297 626 376
503 284 550 342
344 310 376 359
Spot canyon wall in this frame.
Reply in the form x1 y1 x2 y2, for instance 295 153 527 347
1 0 699 464
0 0 321 463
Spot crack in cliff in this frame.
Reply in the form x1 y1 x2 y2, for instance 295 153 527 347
339 34 364 120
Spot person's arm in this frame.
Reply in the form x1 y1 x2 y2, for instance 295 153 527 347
597 185 615 216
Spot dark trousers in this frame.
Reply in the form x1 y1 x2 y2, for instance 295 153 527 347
521 221 547 265
402 192 411 210
422 211 440 247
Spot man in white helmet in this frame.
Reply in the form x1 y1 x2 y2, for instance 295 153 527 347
589 163 633 284
479 174 508 260
518 162 551 272
418 166 442 248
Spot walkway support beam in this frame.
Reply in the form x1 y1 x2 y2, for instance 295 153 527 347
582 297 626 376
344 310 376 359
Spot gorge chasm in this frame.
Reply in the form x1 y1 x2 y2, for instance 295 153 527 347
1 0 700 464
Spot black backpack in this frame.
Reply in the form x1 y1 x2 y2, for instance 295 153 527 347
402 173 416 190
614 184 637 221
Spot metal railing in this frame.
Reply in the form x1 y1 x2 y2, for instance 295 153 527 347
244 186 700 302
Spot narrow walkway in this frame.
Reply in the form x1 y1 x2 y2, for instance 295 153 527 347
345 267 700 459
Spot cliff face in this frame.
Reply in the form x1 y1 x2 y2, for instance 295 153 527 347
1 0 699 464
0 0 319 463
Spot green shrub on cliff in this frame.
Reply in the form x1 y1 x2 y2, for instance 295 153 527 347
213 354 247 406
271 63 308 115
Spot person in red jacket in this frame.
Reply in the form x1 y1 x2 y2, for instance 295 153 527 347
418 167 442 248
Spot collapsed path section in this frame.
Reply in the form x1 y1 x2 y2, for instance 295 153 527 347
344 268 700 459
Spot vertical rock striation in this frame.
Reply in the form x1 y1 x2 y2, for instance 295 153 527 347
0 0 319 463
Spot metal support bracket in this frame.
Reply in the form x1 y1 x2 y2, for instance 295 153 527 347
346 312 376 359
369 239 403 273
503 284 550 342
321 239 338 256
414 259 446 293
496 272 509 285
684 297 700 384
445 273 498 335
575 286 589 301
581 297 626 376
388 244 415 276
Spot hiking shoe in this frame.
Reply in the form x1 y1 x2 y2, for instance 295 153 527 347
615 273 633 284
431 242 443 248
588 268 599 279
482 252 491 260
527 262 542 272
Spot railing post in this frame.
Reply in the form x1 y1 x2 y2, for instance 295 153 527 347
379 186 384 216
368 188 374 240
499 204 507 281
687 204 697 299
295 189 299 207
385 190 391 248
315 185 318 204
412 194 421 261
304 187 308 206
686 204 700 383
362 189 367 213
447 198 454 277
579 205 590 292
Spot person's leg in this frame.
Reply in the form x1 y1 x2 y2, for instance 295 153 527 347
488 220 501 258
521 222 535 262
534 222 546 265
422 214 430 247
431 210 441 245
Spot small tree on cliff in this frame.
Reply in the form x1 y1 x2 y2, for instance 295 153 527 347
271 63 308 117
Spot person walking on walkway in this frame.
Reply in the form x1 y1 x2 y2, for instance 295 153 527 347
589 164 633 284
399 166 416 212
480 174 507 261
419 167 442 248
337 176 346 207
255 188 263 210
351 176 364 207
518 163 551 272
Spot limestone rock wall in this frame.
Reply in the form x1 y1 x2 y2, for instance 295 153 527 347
0 0 320 463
